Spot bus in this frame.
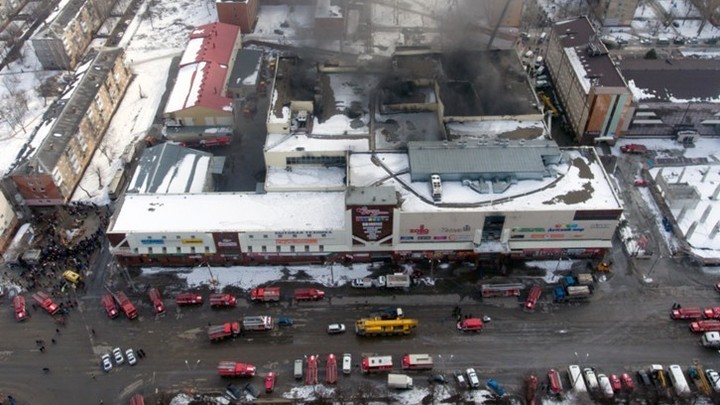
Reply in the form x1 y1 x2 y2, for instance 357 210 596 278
361 355 393 373
355 318 419 336
108 167 127 201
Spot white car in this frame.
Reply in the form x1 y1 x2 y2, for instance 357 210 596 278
101 354 113 372
466 368 480 388
707 369 720 392
351 278 373 288
374 276 386 288
112 347 124 365
125 349 137 366
342 353 352 375
327 323 346 334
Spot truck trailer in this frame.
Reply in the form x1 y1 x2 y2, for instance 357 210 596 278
208 322 242 341
242 316 273 331
388 374 413 389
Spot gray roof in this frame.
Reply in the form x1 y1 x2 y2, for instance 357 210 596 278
408 140 561 177
127 143 214 194
34 0 85 39
32 48 123 173
228 49 262 89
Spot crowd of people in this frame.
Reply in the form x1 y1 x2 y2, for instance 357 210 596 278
4 201 111 301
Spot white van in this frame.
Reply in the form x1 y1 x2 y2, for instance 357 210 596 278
583 368 599 391
342 353 352 375
293 359 303 380
568 365 587 393
668 365 691 396
597 374 614 398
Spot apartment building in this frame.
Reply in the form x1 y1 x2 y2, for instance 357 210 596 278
31 0 113 70
216 0 258 33
545 17 633 144
11 49 131 206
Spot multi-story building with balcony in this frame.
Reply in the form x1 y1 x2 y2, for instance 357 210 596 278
11 49 131 205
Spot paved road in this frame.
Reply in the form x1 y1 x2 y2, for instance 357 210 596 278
1 256 720 404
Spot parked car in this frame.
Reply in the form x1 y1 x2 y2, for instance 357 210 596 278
112 347 124 365
277 316 293 327
428 374 447 384
125 349 137 366
101 354 113 372
637 369 652 386
342 353 352 375
454 370 468 389
226 384 243 400
327 323 346 334
609 374 622 391
351 278 373 288
244 383 260 398
466 368 480 389
621 373 634 391
706 369 720 392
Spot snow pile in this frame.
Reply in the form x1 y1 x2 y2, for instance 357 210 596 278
627 79 656 101
282 385 335 401
142 263 376 289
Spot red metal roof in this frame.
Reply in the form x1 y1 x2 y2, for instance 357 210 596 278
175 22 239 113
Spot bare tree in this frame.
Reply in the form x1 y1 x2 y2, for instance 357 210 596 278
93 164 104 189
0 92 29 134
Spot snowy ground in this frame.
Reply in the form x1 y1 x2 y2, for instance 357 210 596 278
141 263 377 290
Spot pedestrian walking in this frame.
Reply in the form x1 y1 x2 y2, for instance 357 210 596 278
39 346 45 352
51 338 56 344
55 328 60 334
91 329 96 336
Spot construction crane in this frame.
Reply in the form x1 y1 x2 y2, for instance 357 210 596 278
537 91 559 117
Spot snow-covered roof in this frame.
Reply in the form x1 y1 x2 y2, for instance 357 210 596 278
163 22 239 114
265 166 346 191
127 143 213 194
110 192 347 233
349 148 622 212
265 133 369 153
651 165 720 253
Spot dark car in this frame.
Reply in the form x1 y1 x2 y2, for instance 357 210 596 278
637 370 652 387
428 374 447 384
244 383 260 398
226 384 243 400
278 316 293 327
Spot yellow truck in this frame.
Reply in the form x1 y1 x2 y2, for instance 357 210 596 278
355 318 418 336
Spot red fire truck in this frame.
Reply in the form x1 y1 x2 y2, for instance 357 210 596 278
457 318 483 332
361 355 393 374
209 293 237 308
13 295 28 321
101 294 119 319
175 292 203 305
250 287 281 302
524 285 542 312
217 361 256 377
294 288 325 301
306 355 318 385
671 307 703 320
114 291 138 319
326 354 338 384
32 291 60 315
401 354 434 370
148 288 166 315
480 284 523 298
705 306 720 320
208 322 242 341
690 320 720 333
